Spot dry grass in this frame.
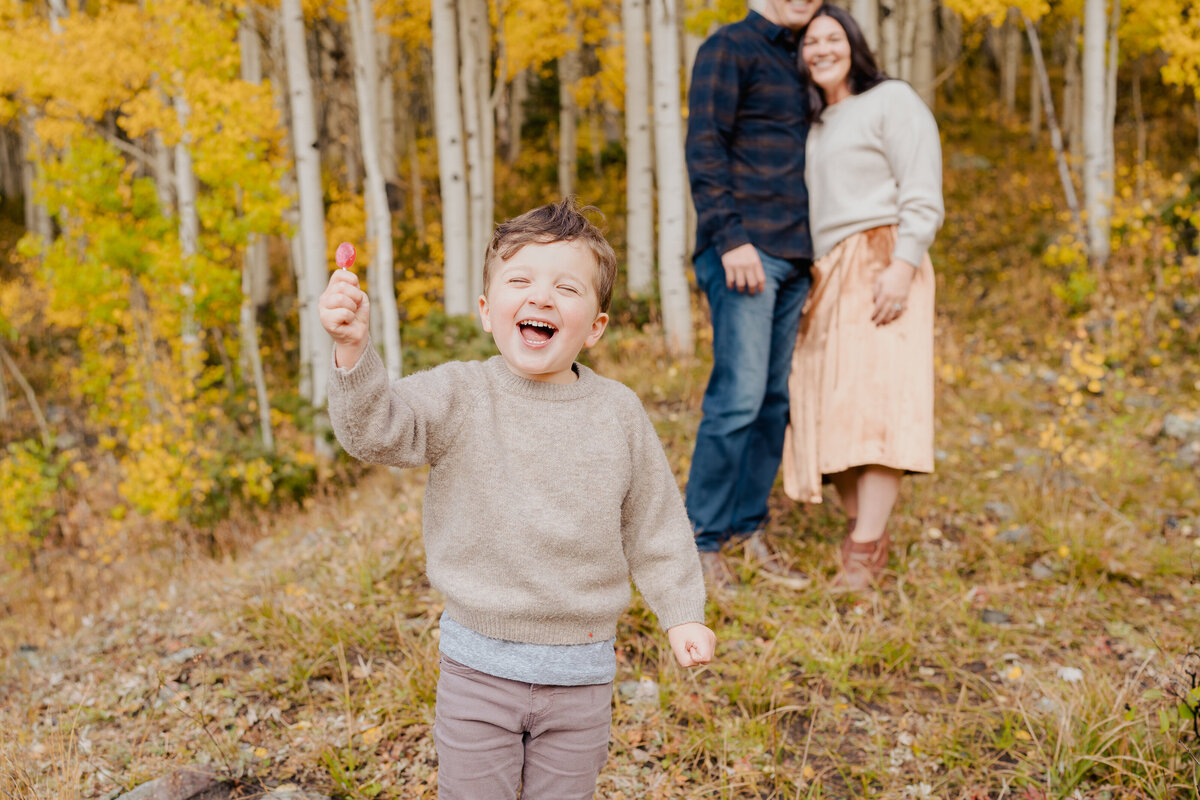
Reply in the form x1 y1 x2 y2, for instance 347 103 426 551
2 124 1199 800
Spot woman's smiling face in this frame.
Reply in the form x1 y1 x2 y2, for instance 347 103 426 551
803 14 853 105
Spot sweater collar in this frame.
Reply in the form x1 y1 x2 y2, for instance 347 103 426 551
486 355 598 401
746 10 799 47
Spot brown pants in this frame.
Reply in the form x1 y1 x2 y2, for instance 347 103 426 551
433 656 613 799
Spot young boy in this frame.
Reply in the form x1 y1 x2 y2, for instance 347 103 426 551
318 198 716 799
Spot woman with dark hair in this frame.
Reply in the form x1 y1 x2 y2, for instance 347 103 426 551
781 5 944 592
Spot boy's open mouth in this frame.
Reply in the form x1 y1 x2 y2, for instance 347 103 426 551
518 319 557 345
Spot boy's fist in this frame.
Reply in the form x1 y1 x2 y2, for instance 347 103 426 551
667 622 716 668
319 269 370 368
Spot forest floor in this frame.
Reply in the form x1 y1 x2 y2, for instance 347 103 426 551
3 123 1200 798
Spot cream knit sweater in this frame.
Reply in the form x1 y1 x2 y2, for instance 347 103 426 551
805 79 944 266
328 348 706 646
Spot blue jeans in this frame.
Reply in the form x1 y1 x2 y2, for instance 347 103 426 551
686 247 811 552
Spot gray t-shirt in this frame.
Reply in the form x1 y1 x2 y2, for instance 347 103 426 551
439 612 617 686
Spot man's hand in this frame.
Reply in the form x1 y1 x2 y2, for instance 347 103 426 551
319 269 371 368
667 622 717 667
721 243 766 294
871 258 916 326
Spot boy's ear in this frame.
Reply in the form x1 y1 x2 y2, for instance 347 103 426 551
584 311 609 348
477 295 492 332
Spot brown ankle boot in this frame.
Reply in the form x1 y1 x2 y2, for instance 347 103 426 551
833 528 889 592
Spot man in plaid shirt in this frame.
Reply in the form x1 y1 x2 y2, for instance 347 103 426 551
684 0 818 590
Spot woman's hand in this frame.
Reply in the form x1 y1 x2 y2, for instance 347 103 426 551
871 258 917 326
667 622 717 667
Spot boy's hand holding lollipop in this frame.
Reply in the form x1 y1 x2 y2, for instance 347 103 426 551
319 242 370 368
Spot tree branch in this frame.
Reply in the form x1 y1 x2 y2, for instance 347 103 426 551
0 341 52 449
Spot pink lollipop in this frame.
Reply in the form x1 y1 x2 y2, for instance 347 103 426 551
335 241 357 270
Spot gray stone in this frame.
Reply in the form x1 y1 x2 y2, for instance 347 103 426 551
1163 413 1200 440
262 791 331 800
165 647 203 664
984 501 1015 521
968 433 986 447
1031 560 1055 580
995 525 1031 544
980 609 1011 625
617 677 659 706
114 768 221 800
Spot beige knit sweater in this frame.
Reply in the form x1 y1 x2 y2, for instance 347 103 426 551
328 348 706 646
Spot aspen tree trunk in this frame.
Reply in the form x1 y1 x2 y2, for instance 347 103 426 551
0 353 8 423
1023 15 1082 232
281 0 331 413
1082 0 1111 268
238 6 274 450
911 0 935 108
558 18 581 199
938 5 962 99
852 0 878 53
898 1 916 82
152 133 175 215
1104 0 1119 209
879 4 899 77
173 92 201 389
395 48 426 235
623 0 655 296
1030 59 1042 146
1002 12 1020 120
1061 18 1081 150
377 27 399 187
1131 65 1145 198
508 70 528 164
431 0 473 315
459 0 492 300
348 0 403 378
649 0 692 356
0 127 19 204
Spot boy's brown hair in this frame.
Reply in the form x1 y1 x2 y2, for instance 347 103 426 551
482 197 618 313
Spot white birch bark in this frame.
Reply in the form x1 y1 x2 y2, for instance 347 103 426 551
432 0 473 315
558 19 581 199
1104 0 1119 210
1062 18 1081 149
898 1 916 82
1002 12 1020 119
623 0 654 296
173 92 200 377
879 4 900 77
852 0 878 53
1030 56 1042 146
649 0 692 356
1023 14 1082 232
458 0 491 300
1082 0 1111 268
349 0 403 378
508 70 528 164
281 0 330 409
0 127 19 210
911 0 935 108
238 6 274 450
377 28 399 187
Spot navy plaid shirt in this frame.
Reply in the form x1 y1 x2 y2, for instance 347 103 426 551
685 11 812 261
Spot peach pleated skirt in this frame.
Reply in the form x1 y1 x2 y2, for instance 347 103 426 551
782 226 935 504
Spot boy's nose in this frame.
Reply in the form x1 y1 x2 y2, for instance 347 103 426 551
527 284 553 306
